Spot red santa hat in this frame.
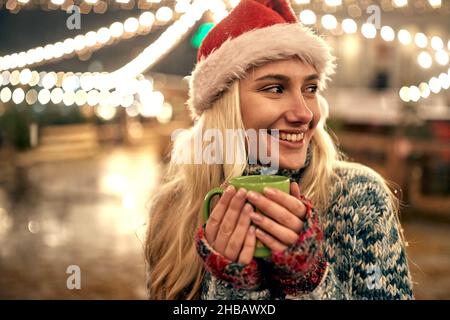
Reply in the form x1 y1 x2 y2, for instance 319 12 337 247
187 0 336 119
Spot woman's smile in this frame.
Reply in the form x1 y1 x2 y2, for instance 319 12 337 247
268 129 308 150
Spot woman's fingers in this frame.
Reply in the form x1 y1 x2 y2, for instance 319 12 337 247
250 211 299 246
290 182 301 200
213 188 247 254
205 185 236 244
238 226 256 265
263 186 306 221
224 203 253 261
255 227 287 252
247 190 304 233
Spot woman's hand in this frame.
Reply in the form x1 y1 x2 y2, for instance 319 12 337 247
205 186 256 264
247 182 307 252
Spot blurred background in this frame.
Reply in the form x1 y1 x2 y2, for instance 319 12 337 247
0 0 449 300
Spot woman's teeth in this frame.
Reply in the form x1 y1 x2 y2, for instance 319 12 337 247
279 132 304 142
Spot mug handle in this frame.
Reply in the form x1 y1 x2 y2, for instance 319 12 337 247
202 187 224 222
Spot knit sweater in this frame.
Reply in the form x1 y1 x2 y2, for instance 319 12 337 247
196 155 414 300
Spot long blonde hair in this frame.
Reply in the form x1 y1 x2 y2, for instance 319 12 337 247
145 79 402 299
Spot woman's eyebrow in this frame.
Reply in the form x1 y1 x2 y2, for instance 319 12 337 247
254 73 319 82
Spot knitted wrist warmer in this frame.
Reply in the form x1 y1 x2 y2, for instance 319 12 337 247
195 224 263 290
269 196 328 295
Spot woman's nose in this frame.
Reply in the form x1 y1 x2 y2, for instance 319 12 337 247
285 94 313 125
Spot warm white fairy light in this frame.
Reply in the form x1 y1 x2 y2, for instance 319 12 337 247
439 73 450 90
110 22 124 39
0 87 12 103
124 18 140 34
38 89 51 105
418 51 432 69
418 82 430 98
175 0 191 13
435 50 449 66
12 88 25 104
428 0 442 8
0 3 181 72
85 31 98 47
96 27 112 44
299 10 316 25
25 89 38 105
321 14 337 30
139 12 155 28
87 90 100 107
342 19 357 34
393 0 408 8
156 6 174 22
63 91 76 106
73 35 86 52
95 105 117 121
50 88 64 104
399 87 410 102
398 29 412 45
409 86 421 102
431 36 444 51
10 70 20 86
325 0 342 6
380 26 395 42
42 72 57 90
429 77 441 94
414 33 428 48
75 90 88 106
19 68 32 85
106 0 208 89
51 0 66 5
361 23 377 39
210 0 228 23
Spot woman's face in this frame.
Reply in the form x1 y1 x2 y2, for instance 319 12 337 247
240 57 321 170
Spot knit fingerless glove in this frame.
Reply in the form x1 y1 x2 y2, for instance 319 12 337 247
268 196 328 296
194 224 263 290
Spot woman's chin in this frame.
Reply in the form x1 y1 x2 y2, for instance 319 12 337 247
278 158 305 170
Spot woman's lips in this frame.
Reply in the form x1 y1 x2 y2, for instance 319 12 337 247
268 130 306 149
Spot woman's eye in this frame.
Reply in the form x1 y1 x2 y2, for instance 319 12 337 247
304 85 318 94
261 85 284 94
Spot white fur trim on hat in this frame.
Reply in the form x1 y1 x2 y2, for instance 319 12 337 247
187 23 336 119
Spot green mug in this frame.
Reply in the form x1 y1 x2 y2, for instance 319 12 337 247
202 175 290 258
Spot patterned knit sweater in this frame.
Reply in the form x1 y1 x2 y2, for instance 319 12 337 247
195 155 414 300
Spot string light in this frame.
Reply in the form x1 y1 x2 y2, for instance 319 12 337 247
299 9 316 25
380 26 395 42
321 14 337 30
428 0 442 9
0 3 182 72
361 23 377 39
418 51 433 69
398 29 412 45
342 18 357 34
393 0 408 8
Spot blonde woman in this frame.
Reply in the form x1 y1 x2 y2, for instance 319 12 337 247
145 0 414 300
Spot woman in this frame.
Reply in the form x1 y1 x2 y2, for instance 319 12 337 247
145 0 414 300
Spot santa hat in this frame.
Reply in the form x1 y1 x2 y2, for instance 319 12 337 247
187 0 336 119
